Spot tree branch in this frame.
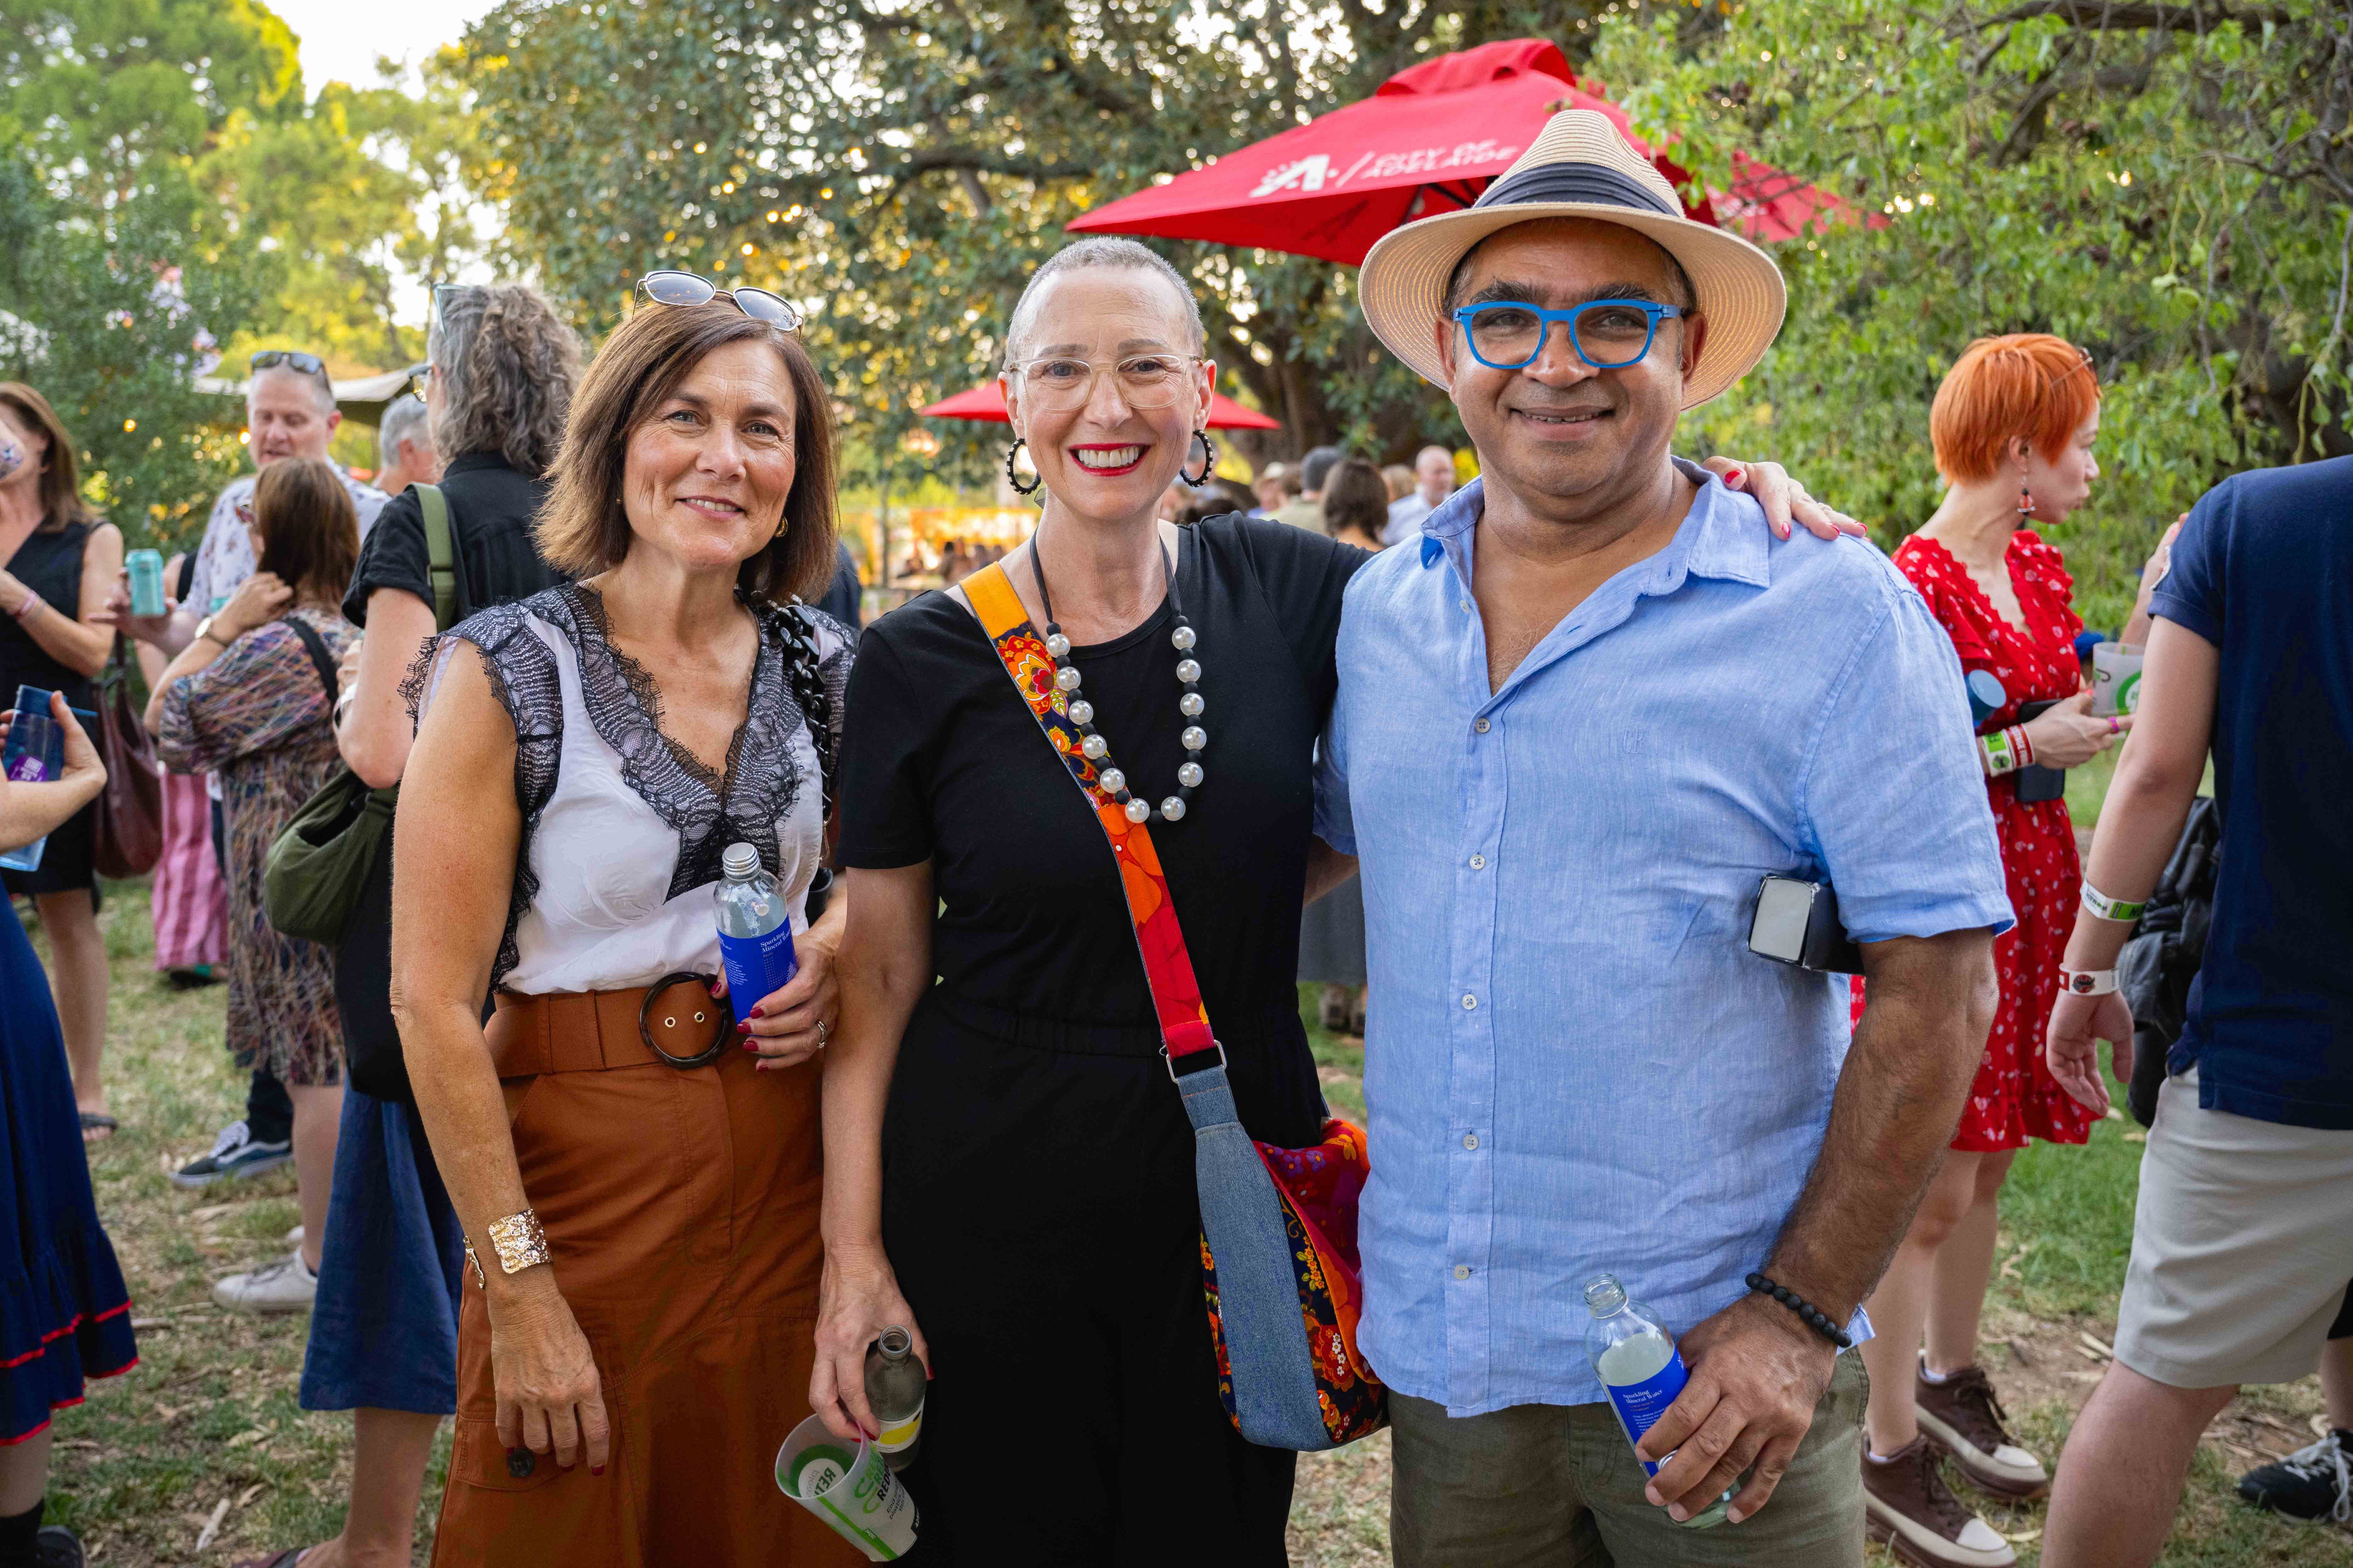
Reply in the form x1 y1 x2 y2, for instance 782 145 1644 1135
1976 0 2297 32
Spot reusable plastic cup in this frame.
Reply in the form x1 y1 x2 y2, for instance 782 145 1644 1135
776 1413 919 1561
2091 642 2144 718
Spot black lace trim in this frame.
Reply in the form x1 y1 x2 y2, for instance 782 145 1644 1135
402 604 564 986
408 585 850 988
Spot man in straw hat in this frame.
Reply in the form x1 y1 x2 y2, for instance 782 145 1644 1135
1313 110 2014 1565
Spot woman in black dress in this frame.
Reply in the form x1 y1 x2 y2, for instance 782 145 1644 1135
0 385 123 1142
812 239 1849 1563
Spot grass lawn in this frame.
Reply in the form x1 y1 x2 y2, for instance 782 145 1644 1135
13 883 2343 1565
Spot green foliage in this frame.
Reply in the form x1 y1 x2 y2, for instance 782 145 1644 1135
0 152 273 550
1592 0 2352 628
455 0 1610 488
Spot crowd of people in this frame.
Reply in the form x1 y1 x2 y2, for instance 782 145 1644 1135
0 105 2344 1568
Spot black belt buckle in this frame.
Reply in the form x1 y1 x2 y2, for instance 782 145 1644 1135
639 972 730 1068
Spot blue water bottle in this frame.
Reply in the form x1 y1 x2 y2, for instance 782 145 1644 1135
714 842 798 1027
1585 1273 1735 1529
1 686 59 873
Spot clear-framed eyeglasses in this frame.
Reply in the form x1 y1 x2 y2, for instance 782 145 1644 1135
1450 299 1687 372
635 270 803 331
1004 353 1201 412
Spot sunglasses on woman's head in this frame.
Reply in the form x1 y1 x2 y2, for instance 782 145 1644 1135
250 349 330 383
635 271 802 332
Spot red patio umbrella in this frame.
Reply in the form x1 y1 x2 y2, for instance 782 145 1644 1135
919 380 1281 429
1065 38 1858 264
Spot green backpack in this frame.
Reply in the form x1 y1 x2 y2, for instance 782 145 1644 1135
262 484 456 945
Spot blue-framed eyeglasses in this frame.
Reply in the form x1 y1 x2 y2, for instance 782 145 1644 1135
1450 299 1686 372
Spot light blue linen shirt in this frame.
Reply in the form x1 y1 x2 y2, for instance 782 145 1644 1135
1315 467 2011 1415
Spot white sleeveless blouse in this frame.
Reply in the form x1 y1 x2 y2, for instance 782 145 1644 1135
418 584 853 996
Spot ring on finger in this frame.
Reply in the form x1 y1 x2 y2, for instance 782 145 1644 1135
816 1018 830 1049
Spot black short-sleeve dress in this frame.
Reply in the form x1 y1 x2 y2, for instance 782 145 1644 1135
836 513 1364 1564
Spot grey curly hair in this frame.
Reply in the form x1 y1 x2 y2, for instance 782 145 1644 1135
427 284 581 479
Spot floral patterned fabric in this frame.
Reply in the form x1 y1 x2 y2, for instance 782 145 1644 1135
156 608 353 1086
1852 531 2093 1150
966 561 1385 1447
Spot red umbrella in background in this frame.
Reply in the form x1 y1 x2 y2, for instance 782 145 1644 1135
918 380 1281 429
1065 39 1861 264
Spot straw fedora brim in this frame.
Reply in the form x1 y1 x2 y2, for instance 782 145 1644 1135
1359 203 1788 410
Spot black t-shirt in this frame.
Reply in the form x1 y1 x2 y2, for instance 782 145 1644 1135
342 452 560 627
838 514 1365 1063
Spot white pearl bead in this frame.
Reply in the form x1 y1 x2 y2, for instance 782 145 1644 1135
1175 658 1201 684
1177 761 1204 788
1181 726 1207 752
1080 734 1107 760
1068 699 1094 726
1124 798 1151 823
1098 768 1126 796
1178 692 1204 718
1055 666 1082 692
1044 633 1071 659
1171 625 1197 650
1160 797 1186 821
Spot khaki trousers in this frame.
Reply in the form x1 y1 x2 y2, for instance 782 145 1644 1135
1391 1351 1869 1567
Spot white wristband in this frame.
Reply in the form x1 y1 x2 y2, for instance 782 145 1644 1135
2058 966 2121 996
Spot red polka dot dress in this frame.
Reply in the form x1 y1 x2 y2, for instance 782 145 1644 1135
1857 530 2096 1151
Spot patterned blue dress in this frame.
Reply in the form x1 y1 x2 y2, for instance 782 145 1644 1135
0 896 136 1440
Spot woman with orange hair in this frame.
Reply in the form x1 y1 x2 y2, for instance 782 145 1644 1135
1856 335 2157 1568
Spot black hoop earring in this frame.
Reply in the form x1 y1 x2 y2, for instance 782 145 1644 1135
1005 437 1042 497
1182 430 1216 487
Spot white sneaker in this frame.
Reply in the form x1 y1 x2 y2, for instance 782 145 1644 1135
212 1251 318 1315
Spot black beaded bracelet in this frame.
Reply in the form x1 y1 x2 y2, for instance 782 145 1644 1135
1745 1272 1853 1349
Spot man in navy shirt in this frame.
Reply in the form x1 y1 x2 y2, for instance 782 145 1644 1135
2040 456 2353 1566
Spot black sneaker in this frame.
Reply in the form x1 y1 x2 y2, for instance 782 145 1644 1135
2237 1427 2351 1524
33 1524 85 1567
170 1119 292 1189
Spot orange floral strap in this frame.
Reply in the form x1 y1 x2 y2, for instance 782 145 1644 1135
963 563 1217 1060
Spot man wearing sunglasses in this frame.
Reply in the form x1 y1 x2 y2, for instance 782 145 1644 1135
102 347 390 1194
1317 111 2013 1565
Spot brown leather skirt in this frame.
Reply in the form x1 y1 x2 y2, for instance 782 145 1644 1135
429 979 861 1567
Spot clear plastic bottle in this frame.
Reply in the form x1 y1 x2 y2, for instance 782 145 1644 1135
864 1325 926 1471
1584 1273 1733 1530
713 842 796 1028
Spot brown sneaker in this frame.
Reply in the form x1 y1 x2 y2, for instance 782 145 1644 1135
1863 1438 2017 1568
1915 1361 2049 1497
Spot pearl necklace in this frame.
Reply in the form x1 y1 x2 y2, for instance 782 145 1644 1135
1031 533 1205 825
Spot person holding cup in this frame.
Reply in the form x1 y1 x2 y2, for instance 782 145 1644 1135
1849 334 2138 1561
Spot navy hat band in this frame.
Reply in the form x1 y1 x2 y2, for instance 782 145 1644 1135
1475 162 1678 219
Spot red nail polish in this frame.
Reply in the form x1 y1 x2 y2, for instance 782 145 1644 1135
737 1020 751 1034
1725 466 1745 485
749 1005 765 1020
591 1465 605 1477
742 1041 759 1052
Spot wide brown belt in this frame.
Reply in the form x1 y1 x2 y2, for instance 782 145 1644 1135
485 973 731 1077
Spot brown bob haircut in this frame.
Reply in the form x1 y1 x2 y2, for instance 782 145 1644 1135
535 301 837 603
252 457 361 608
0 383 96 532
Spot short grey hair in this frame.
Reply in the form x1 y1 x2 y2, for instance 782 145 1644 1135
250 363 337 416
427 283 581 479
1003 237 1205 367
378 393 431 467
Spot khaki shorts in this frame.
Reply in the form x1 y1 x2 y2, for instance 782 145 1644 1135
2114 1067 2353 1390
1390 1353 1867 1568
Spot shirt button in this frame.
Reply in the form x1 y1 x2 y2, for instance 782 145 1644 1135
1461 993 1478 1010
1469 853 1487 870
1474 718 1490 734
1462 1133 1480 1150
1453 1265 1472 1280
1459 598 1473 613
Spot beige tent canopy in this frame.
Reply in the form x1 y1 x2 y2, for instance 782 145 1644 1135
195 363 424 427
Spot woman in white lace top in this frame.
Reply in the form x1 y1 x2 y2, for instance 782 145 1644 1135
391 285 861 1566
